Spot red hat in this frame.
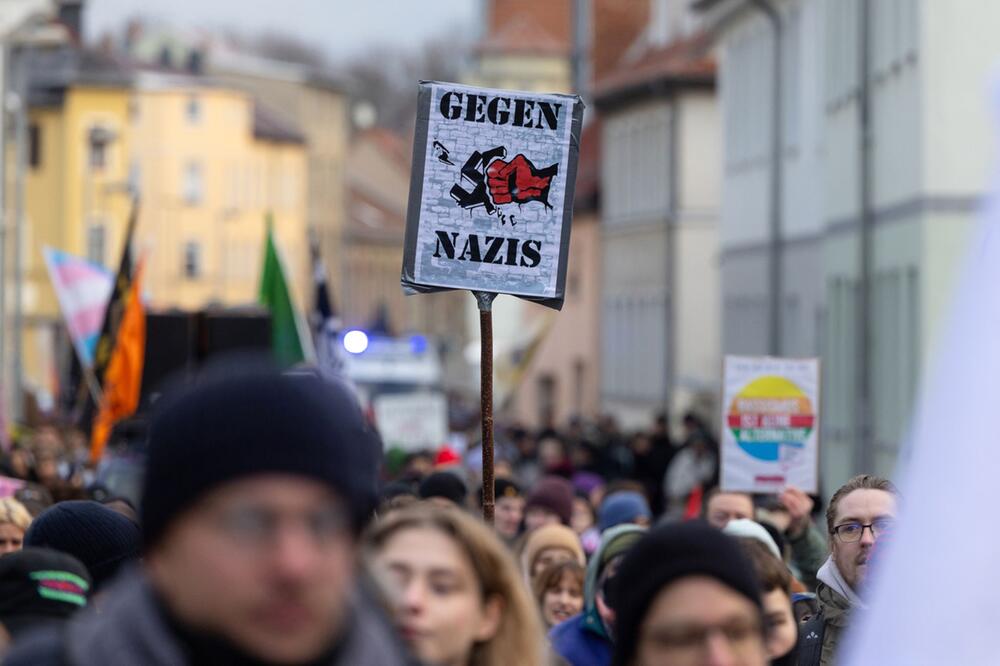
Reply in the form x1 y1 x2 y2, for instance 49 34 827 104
435 447 462 467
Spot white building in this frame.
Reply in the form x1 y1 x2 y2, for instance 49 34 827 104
593 25 721 429
698 0 1000 492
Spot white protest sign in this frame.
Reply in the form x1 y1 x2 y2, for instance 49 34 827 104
401 81 584 310
373 392 449 452
720 356 821 494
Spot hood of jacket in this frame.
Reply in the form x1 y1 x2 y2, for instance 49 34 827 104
815 557 858 628
581 524 647 641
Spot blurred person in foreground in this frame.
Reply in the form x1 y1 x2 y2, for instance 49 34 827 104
0 548 91 649
798 475 899 666
367 504 546 666
550 524 647 666
610 521 767 666
533 560 586 631
0 498 32 555
5 367 407 666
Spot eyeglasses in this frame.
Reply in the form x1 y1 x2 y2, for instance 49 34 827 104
211 503 350 550
643 618 764 656
831 517 895 543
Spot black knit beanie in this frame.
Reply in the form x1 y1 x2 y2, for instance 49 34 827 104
611 521 763 666
24 501 141 591
141 368 380 549
419 472 468 506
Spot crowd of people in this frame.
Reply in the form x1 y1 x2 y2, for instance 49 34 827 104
0 365 899 665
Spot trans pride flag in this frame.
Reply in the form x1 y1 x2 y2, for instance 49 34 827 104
42 247 113 368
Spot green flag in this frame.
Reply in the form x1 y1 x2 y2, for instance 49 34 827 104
259 219 306 366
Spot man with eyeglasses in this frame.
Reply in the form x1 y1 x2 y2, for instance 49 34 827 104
6 367 412 665
799 474 899 666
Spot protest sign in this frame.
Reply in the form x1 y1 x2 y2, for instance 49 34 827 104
373 392 448 453
400 81 584 523
401 81 584 310
720 355 821 494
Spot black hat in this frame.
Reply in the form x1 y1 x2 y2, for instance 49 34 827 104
494 478 522 501
611 521 762 666
24 501 141 591
419 472 468 506
141 369 380 548
0 548 91 638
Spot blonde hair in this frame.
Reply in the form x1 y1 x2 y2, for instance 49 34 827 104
0 498 31 531
365 504 546 666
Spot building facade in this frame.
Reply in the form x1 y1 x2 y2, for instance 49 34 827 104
22 45 308 409
699 0 997 492
594 29 721 430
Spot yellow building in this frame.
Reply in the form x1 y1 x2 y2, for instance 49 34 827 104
23 54 308 409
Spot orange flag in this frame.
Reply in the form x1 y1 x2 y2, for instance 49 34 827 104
90 262 146 462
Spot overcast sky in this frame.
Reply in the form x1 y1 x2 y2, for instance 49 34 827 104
85 0 479 62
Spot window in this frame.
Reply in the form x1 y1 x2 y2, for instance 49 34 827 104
183 241 201 279
86 225 105 266
88 126 112 170
186 95 200 123
183 161 203 205
29 124 41 168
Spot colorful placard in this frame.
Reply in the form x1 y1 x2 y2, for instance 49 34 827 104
720 355 821 494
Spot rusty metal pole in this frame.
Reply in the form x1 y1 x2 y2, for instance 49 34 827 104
475 291 497 524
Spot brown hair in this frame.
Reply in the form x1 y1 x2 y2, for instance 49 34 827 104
365 505 546 666
531 560 585 609
825 475 900 534
738 538 791 594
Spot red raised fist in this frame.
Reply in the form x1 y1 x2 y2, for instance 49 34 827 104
486 154 558 208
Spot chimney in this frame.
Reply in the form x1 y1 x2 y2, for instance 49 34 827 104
58 0 84 41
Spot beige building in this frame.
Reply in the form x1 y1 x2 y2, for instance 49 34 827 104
21 43 308 410
594 29 721 430
205 48 349 310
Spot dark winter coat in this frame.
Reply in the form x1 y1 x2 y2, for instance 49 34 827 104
4 571 413 666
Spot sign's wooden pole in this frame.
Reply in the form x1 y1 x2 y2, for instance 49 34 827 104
475 291 497 524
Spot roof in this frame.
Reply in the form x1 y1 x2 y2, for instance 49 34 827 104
478 0 572 57
252 103 305 144
477 14 570 57
26 44 133 107
592 31 716 107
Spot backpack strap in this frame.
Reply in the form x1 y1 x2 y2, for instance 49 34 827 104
797 609 827 666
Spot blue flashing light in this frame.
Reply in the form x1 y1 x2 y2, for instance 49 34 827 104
409 334 428 354
343 329 370 354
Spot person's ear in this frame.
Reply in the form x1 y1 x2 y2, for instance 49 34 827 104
596 592 617 626
475 594 504 642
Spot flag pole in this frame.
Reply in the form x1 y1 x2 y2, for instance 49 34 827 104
474 290 497 524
